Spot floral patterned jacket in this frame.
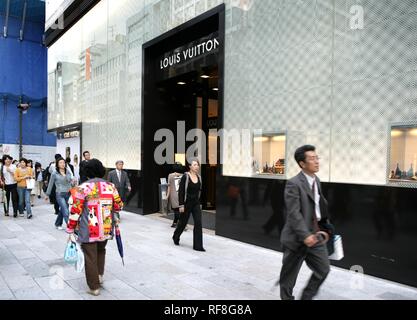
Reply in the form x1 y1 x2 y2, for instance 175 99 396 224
66 178 123 243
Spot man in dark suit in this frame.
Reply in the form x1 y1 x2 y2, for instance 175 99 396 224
108 160 131 204
79 151 91 184
66 157 75 176
279 145 331 300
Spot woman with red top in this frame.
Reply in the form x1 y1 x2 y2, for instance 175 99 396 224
66 159 123 296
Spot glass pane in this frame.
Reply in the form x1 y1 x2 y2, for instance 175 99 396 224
253 134 286 176
389 126 417 182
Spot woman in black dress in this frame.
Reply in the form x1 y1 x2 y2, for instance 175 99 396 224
172 158 205 252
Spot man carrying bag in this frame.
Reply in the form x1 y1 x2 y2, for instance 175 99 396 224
279 145 334 300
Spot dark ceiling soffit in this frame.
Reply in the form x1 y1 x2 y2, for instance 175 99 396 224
47 122 82 133
44 0 100 47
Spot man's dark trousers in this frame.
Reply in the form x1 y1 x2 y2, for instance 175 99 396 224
279 244 330 300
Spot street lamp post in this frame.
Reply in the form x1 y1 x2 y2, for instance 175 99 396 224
17 98 30 159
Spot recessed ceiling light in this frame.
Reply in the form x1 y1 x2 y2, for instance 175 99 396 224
391 130 403 137
177 82 186 85
272 136 286 142
201 75 210 79
254 137 269 142
212 88 219 91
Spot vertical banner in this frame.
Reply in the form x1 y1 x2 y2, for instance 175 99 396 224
85 48 91 81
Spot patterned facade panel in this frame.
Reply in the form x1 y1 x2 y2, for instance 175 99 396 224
48 0 417 188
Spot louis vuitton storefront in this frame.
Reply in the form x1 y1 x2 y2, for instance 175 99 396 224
46 0 417 287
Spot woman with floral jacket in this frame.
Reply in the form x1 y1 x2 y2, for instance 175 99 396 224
66 159 123 296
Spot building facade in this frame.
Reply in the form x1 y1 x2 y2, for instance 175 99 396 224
46 0 417 288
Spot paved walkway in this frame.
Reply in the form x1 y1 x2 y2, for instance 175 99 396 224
1 201 417 300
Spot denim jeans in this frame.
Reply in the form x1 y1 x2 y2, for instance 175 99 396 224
17 187 32 216
55 192 70 227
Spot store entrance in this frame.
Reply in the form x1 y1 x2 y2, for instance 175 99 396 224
141 5 225 220
156 66 219 212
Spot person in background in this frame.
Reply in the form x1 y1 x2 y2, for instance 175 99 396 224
0 159 3 205
43 161 57 212
166 163 184 228
45 157 74 230
14 158 33 219
1 155 19 217
172 158 205 252
67 159 123 296
49 154 73 176
0 159 2 203
27 160 36 207
34 162 43 199
66 157 75 177
73 154 80 184
79 151 92 184
108 160 131 204
49 154 73 215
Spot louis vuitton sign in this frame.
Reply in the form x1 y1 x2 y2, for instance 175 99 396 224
159 35 220 70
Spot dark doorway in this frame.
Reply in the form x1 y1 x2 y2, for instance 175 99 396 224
155 66 219 212
142 5 225 216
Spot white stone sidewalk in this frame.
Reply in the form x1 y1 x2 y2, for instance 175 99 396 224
1 201 417 300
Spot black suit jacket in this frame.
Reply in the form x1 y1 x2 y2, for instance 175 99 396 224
79 160 88 184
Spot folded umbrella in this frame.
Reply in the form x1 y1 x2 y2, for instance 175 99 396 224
115 225 125 266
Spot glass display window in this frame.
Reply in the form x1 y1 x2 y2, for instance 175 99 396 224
389 125 417 183
252 133 286 176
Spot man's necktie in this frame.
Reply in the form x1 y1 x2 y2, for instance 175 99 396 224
311 180 320 232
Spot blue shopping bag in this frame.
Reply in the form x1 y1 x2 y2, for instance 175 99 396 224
64 241 78 265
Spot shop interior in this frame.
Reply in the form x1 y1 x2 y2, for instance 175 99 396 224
155 65 219 213
390 126 417 182
252 133 286 176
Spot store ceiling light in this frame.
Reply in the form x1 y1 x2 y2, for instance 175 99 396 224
201 75 210 79
254 137 269 142
272 136 286 142
177 82 186 85
409 129 417 136
391 130 404 137
212 88 219 91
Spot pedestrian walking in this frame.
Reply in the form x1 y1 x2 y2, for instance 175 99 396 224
27 160 36 207
108 160 131 204
172 158 205 252
48 154 72 215
45 157 74 230
166 163 184 228
14 158 33 219
79 151 91 184
1 155 19 217
34 162 44 199
66 159 123 296
279 145 333 300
